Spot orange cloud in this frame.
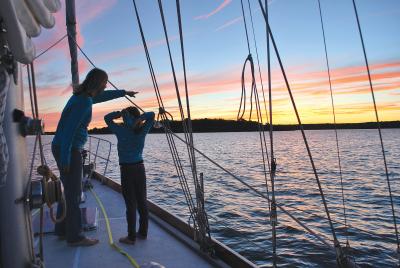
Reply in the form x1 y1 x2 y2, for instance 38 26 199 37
43 112 62 132
195 0 232 20
39 59 400 130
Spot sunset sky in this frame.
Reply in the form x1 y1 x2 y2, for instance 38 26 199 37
27 0 399 132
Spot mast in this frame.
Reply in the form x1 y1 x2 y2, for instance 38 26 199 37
66 0 79 85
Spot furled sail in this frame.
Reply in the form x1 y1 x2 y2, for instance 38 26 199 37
0 0 61 64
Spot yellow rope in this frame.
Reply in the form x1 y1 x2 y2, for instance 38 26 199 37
89 188 140 268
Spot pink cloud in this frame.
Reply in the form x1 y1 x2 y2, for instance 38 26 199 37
195 0 232 20
96 35 179 63
77 0 118 26
33 0 118 67
215 16 242 32
108 67 140 77
40 59 400 130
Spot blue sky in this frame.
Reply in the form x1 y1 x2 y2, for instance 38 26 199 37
30 0 399 131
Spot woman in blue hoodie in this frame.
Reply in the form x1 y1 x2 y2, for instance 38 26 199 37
104 106 155 245
52 68 137 246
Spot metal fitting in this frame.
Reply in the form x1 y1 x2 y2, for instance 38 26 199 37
30 180 44 210
13 109 44 137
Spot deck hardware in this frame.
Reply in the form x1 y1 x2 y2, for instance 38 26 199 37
29 180 44 210
12 109 43 137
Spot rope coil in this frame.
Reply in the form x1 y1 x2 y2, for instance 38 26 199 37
36 165 66 223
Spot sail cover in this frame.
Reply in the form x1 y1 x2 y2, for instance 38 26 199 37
0 0 61 64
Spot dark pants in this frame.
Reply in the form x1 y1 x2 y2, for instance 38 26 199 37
120 163 148 240
52 145 84 243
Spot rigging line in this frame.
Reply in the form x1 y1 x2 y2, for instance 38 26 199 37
176 0 199 193
254 89 276 265
237 56 248 120
30 62 46 165
158 0 198 186
284 204 399 244
264 0 274 170
26 65 36 119
253 84 272 194
166 128 334 250
176 0 195 152
118 146 344 252
79 0 330 251
256 0 341 249
246 0 273 210
263 3 278 251
351 0 399 253
264 0 276 222
28 135 39 182
33 34 68 60
28 62 46 263
254 89 272 213
158 116 195 208
246 0 270 127
131 0 198 225
144 140 400 245
145 138 396 242
131 0 181 177
110 136 395 246
254 0 278 264
130 0 168 113
157 2 205 230
246 0 272 177
131 0 195 212
240 0 251 54
65 33 142 111
237 45 273 217
26 66 43 262
316 0 349 245
175 0 211 243
158 0 209 241
144 152 399 245
157 0 186 127
128 9 163 110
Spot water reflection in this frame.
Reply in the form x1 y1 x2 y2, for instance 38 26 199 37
27 129 400 267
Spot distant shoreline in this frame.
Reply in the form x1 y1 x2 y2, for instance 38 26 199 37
45 119 400 135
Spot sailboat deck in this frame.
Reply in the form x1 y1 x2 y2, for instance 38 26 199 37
33 179 224 268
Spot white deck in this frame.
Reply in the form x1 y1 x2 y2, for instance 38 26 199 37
33 179 219 268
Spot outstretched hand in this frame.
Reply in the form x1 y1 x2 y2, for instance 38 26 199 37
125 91 138 98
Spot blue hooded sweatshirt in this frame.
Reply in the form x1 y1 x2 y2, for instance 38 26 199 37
52 90 126 168
104 111 155 164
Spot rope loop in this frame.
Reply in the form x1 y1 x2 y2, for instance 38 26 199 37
36 165 66 223
237 53 256 121
158 106 174 121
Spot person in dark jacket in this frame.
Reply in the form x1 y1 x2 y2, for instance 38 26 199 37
104 107 155 244
52 68 137 246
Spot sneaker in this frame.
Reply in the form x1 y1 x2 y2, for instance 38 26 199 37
119 236 135 245
68 237 99 247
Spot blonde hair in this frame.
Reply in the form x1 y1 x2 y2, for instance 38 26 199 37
73 68 108 95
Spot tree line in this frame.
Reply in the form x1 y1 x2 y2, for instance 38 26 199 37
86 119 400 134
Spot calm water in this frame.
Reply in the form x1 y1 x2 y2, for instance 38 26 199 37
28 129 400 267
